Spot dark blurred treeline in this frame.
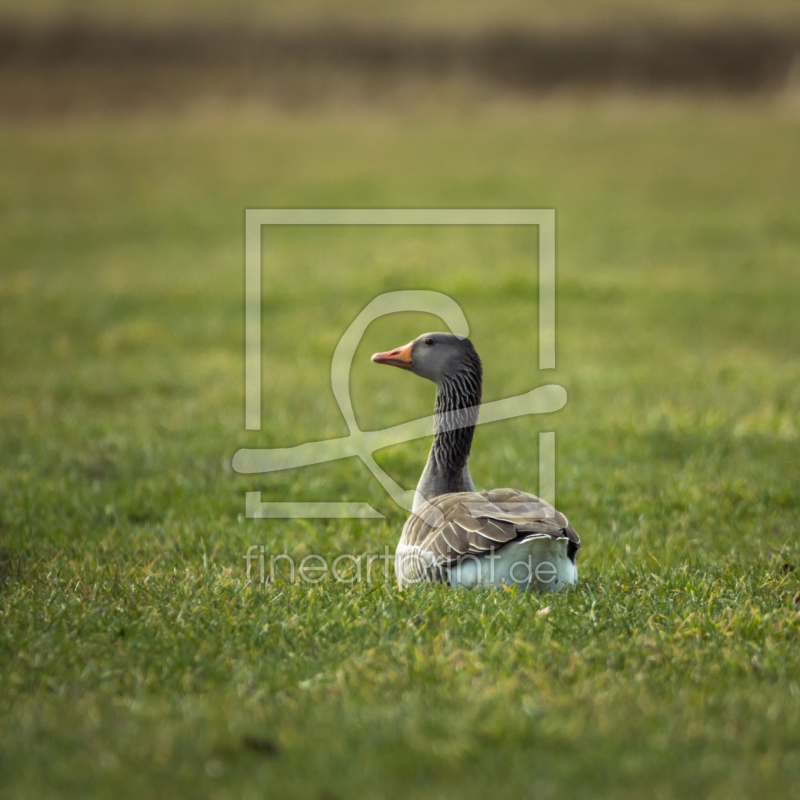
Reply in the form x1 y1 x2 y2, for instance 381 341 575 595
1 17 799 116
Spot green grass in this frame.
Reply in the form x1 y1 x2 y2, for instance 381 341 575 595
1 101 800 798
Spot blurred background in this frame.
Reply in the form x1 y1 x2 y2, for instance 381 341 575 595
2 0 800 115
2 0 799 557
2 0 799 537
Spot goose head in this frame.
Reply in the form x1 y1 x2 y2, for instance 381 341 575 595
371 332 481 386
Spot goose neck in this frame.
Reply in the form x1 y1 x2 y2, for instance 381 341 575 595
414 371 482 505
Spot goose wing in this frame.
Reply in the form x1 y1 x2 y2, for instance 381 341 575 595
396 488 580 585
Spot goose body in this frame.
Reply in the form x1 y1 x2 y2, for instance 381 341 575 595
372 333 580 591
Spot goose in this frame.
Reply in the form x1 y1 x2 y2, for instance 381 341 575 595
371 332 580 591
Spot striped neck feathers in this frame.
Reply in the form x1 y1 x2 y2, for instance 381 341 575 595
429 355 483 481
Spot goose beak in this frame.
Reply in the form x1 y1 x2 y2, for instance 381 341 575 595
371 341 414 369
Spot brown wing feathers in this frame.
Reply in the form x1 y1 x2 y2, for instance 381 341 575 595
401 488 581 580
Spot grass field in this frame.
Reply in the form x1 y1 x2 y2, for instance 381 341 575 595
1 101 800 798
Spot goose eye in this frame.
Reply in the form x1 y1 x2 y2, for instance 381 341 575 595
424 338 435 346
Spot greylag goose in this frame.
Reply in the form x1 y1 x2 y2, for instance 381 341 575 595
372 333 580 590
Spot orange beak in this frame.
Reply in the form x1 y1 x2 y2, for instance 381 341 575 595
371 341 414 370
